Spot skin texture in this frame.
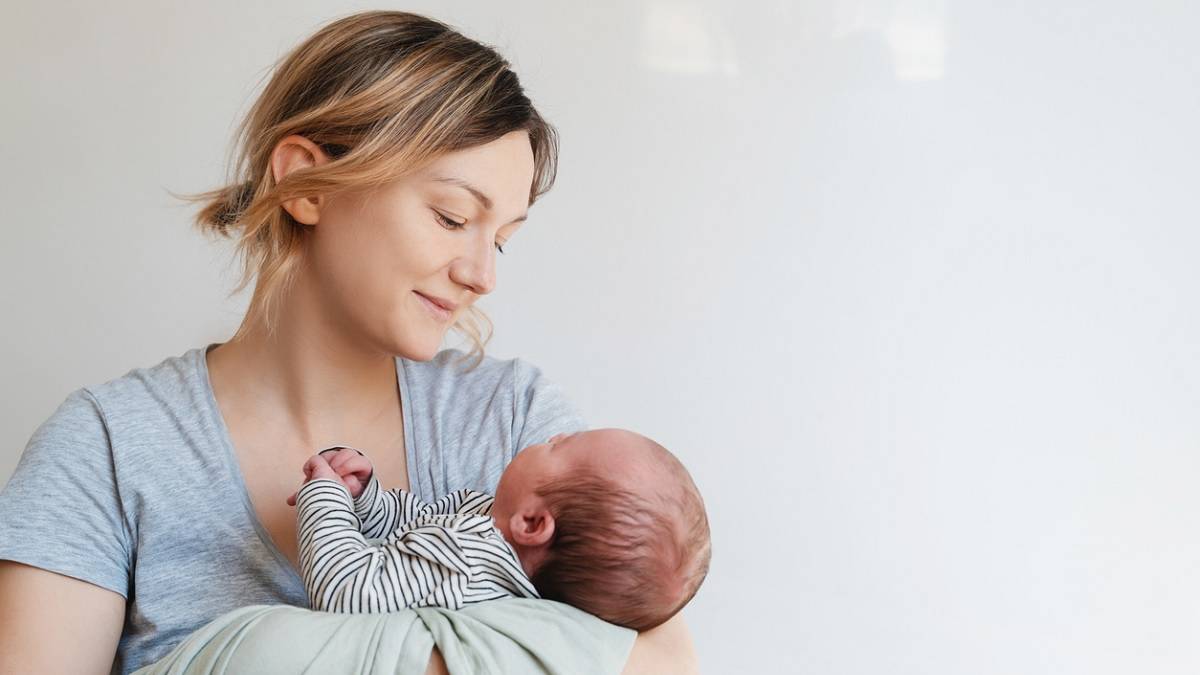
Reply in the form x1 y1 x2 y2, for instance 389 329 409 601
0 132 698 674
0 561 124 675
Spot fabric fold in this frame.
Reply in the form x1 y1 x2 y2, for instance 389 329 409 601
134 598 636 675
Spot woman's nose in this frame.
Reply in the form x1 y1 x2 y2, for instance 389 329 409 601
449 234 496 296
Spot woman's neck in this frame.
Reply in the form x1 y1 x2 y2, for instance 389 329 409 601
207 278 402 451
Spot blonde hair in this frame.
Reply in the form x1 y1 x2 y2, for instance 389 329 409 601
172 11 559 368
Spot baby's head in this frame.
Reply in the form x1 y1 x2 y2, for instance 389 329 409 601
490 428 711 631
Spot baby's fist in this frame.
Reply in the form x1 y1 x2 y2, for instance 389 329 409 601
285 454 342 507
304 453 341 483
318 447 374 498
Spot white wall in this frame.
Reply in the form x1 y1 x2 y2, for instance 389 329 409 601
3 2 1198 673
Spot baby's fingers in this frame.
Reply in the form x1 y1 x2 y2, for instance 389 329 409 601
343 475 363 498
303 454 339 481
326 448 360 471
303 455 325 476
340 454 374 481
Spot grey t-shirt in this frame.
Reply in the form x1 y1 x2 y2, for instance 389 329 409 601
0 344 587 674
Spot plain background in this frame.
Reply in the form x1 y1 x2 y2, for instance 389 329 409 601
3 2 1198 673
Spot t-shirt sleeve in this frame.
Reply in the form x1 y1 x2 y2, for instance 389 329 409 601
0 387 132 598
511 359 588 458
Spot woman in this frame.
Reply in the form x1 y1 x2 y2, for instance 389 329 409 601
0 11 697 674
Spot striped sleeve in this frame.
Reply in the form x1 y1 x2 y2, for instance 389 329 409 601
296 479 537 613
458 525 541 603
351 474 425 540
429 489 494 517
352 484 494 540
393 514 541 605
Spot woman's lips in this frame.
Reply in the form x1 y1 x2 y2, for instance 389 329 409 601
415 291 453 321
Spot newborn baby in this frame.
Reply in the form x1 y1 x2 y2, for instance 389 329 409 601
286 428 711 631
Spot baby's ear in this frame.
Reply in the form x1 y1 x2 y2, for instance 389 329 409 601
508 506 555 548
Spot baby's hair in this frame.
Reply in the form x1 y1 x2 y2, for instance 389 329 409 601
530 439 711 632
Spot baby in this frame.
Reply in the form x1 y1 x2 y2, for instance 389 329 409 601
286 428 711 632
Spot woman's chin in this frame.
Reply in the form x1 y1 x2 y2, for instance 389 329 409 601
378 313 451 361
387 333 444 362
408 345 442 362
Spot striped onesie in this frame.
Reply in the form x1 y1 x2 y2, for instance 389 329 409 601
295 475 539 613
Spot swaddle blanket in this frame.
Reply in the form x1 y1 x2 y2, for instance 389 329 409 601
133 598 635 675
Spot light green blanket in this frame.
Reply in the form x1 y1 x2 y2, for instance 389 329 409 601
134 598 636 675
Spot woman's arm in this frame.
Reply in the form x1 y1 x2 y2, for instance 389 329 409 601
622 613 700 675
0 561 125 675
0 561 452 675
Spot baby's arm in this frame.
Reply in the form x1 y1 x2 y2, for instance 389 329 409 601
351 474 428 540
352 481 492 538
295 479 507 612
427 489 495 517
304 447 423 539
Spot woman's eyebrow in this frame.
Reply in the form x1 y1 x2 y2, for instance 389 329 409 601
430 174 528 224
431 175 493 210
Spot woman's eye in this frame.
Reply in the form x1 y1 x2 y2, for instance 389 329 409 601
435 209 506 254
433 210 465 230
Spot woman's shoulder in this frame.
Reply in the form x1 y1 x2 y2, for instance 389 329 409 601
39 345 211 446
82 345 204 404
0 350 206 600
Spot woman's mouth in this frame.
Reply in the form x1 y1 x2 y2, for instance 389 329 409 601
414 291 453 322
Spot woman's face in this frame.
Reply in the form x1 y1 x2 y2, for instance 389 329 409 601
287 130 535 360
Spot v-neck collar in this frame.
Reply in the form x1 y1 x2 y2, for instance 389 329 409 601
191 343 420 592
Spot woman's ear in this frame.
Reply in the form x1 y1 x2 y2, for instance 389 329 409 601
507 506 555 548
270 134 328 225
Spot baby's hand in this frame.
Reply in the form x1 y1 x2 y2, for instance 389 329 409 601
285 453 340 506
285 448 374 506
319 447 374 497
